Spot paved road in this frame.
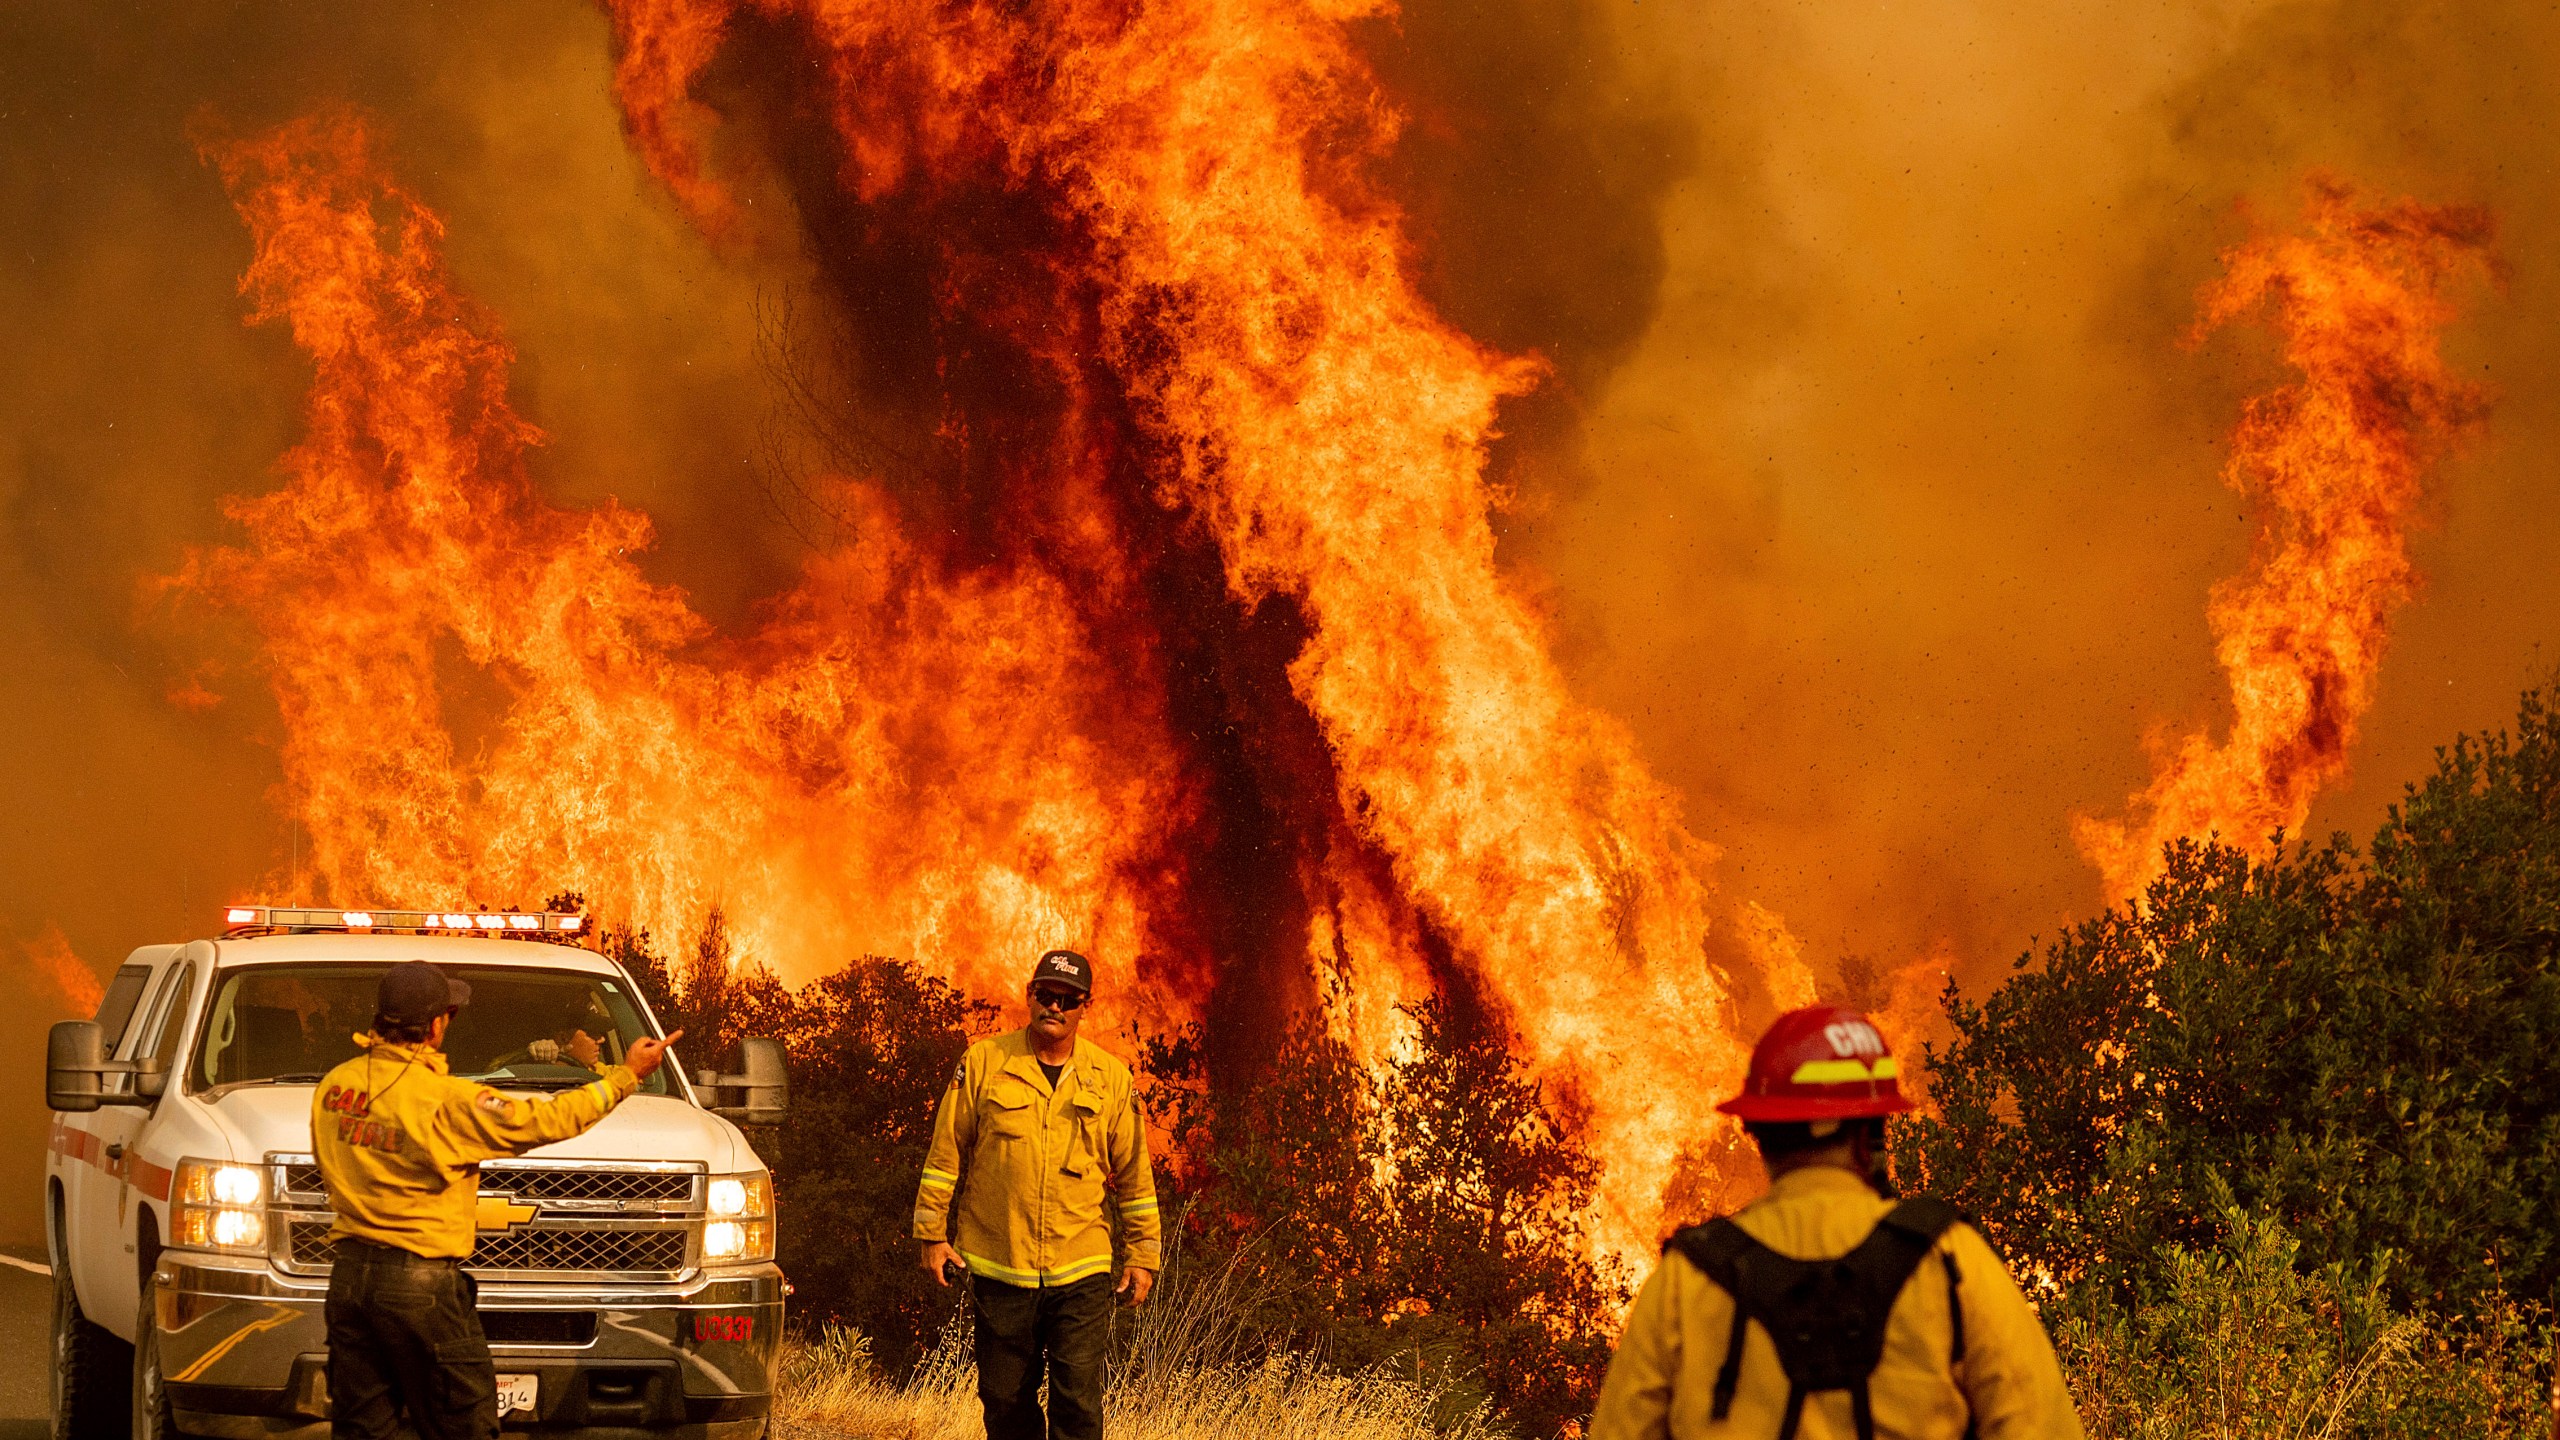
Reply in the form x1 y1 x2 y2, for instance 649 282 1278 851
0 1245 51 1440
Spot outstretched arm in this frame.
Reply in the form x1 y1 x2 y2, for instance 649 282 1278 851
432 1031 680 1162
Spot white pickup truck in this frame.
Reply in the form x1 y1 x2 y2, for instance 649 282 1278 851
42 906 789 1440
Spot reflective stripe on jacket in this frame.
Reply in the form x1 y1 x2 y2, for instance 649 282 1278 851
913 1028 1161 1286
312 1035 638 1259
1589 1166 2086 1440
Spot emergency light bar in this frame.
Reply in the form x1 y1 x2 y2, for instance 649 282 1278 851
221 905 588 937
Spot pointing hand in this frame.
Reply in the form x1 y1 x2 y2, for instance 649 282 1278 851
627 1029 683 1081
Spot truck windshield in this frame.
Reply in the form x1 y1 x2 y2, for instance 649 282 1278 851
192 963 673 1096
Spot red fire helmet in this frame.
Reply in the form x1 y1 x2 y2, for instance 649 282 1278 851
1717 1005 1916 1122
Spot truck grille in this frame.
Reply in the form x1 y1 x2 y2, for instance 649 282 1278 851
272 1154 702 1278
287 1219 691 1275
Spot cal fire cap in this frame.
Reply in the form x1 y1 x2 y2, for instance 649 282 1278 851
1716 1004 1914 1122
377 960 472 1027
1031 949 1093 995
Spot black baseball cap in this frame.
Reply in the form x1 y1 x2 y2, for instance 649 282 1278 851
378 960 471 1026
1031 950 1093 995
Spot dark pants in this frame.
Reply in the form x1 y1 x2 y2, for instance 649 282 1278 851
972 1273 1114 1440
324 1239 496 1440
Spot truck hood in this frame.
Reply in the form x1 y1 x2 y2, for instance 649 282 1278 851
196 1086 755 1172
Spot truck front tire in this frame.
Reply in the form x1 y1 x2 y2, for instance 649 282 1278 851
50 1269 132 1440
133 1275 186 1440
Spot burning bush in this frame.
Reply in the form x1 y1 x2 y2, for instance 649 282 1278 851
624 914 1624 1435
1145 998 1628 1437
607 912 994 1375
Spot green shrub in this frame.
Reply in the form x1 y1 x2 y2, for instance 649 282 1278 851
2056 1202 2547 1438
1900 688 2560 1320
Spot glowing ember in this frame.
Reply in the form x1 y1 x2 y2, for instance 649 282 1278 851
2075 180 2493 903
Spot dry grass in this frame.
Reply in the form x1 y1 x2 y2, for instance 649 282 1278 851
777 1326 1501 1440
775 1255 1502 1440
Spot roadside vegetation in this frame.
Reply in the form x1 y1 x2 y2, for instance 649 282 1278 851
629 687 2560 1438
1905 686 2560 1436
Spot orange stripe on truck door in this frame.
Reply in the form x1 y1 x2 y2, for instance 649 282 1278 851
47 1119 171 1200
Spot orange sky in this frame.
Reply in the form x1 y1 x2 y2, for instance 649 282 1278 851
4 0 2557 1240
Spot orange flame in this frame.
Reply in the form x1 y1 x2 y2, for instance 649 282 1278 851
178 110 1199 1033
24 925 103 1015
594 0 1826 1255
178 6 1813 1263
2075 180 2493 903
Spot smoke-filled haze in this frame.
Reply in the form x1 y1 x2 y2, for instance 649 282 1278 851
4 0 2556 1240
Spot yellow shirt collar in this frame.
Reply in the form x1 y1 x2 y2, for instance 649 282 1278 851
352 1034 450 1073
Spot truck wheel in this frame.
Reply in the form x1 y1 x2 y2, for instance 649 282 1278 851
133 1276 188 1440
49 1269 132 1440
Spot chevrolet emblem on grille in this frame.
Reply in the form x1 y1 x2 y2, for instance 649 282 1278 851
475 1196 540 1231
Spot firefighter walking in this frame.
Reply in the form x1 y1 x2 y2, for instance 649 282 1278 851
313 961 679 1440
1589 1005 2083 1440
915 949 1161 1440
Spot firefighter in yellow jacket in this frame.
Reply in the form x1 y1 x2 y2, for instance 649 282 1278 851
313 961 680 1440
915 949 1160 1440
1589 1006 2084 1440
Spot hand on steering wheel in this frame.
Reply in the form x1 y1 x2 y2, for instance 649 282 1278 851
514 1031 602 1068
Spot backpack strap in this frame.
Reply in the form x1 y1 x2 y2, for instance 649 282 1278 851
1884 1194 1976 1363
1777 1383 1810 1440
1942 1251 1968 1363
1669 1200 1976 1440
1875 1196 1961 1247
1664 1219 1759 1421
1844 1200 1966 1440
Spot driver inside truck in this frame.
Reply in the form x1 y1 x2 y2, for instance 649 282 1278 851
525 991 615 1068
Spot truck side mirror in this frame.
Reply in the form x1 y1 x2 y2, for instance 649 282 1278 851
48 1021 168 1112
699 1037 788 1125
47 1021 104 1112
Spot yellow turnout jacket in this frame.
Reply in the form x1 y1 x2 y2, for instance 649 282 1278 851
1590 1167 2085 1440
913 1028 1161 1287
312 1035 638 1259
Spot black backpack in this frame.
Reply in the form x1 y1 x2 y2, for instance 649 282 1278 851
1663 1198 1976 1440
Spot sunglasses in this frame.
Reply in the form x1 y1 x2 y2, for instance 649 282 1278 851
1030 987 1088 1012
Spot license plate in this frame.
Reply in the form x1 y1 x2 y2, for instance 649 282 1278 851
496 1374 538 1416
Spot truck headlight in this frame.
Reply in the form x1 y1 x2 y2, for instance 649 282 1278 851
173 1160 267 1253
701 1171 773 1262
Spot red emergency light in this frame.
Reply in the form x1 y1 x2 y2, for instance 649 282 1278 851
220 905 589 938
